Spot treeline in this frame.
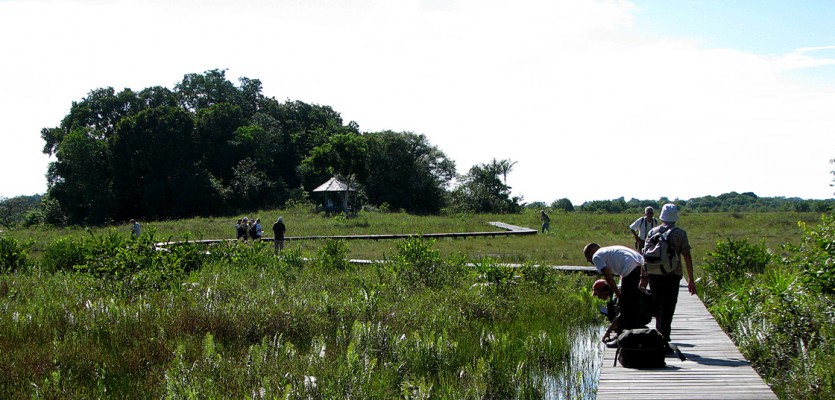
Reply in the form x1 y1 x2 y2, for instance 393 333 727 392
527 191 835 214
28 69 519 226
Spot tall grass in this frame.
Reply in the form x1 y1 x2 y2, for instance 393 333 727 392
1 209 828 398
6 208 823 268
0 232 598 399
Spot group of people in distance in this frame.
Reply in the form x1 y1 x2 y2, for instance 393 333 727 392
235 216 287 253
236 217 264 241
585 203 696 352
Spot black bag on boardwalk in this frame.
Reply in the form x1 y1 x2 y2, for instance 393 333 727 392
614 328 666 368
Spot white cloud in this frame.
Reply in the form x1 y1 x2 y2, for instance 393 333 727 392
1 0 833 203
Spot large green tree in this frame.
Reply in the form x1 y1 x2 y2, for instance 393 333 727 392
111 106 219 219
43 70 510 223
450 158 522 214
363 131 456 214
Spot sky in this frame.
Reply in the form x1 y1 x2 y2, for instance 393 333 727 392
1 0 834 205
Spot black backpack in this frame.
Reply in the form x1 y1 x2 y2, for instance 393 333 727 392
614 328 666 368
642 226 679 275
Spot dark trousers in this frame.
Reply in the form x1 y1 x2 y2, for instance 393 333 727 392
617 267 643 333
648 274 682 341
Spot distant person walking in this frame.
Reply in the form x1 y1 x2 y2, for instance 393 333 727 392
130 219 141 238
583 243 646 334
540 210 550 233
272 217 287 253
629 206 658 250
645 203 697 348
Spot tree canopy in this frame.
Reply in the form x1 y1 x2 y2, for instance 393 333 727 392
40 70 460 224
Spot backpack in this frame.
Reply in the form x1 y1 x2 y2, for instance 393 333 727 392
614 328 666 368
642 226 679 275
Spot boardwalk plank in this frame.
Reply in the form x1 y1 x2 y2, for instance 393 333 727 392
597 282 776 400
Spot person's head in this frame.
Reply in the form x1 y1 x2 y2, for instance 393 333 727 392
237 219 242 223
256 218 260 223
592 279 611 299
278 217 283 222
130 219 136 224
644 206 654 217
243 216 248 222
541 209 546 214
659 203 679 223
583 243 600 263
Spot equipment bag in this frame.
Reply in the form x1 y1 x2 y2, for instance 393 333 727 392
614 328 666 368
642 226 679 275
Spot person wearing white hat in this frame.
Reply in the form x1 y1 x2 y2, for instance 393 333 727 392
645 203 696 349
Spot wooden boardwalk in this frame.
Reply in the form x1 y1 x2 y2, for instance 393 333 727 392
156 221 536 248
597 282 777 400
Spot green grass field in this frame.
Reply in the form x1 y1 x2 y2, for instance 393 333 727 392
1 209 829 399
9 208 823 268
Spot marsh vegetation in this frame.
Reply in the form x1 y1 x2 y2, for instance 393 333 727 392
1 208 832 399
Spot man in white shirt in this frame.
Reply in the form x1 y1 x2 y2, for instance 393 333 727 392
629 206 658 250
584 243 647 333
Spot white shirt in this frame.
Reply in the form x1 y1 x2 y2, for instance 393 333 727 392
629 216 658 240
591 245 644 276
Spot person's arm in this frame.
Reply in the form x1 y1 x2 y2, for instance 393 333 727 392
602 314 620 342
600 267 620 298
682 249 696 295
628 219 640 240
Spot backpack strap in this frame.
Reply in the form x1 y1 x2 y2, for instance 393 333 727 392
613 346 620 367
668 342 686 361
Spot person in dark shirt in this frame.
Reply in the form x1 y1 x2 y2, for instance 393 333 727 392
272 217 287 253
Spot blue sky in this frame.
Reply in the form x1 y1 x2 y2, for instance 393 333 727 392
1 0 834 204
634 1 835 54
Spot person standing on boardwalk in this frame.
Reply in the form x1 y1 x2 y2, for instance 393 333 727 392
272 216 286 253
235 219 244 240
540 210 550 233
583 243 646 334
629 206 658 250
254 218 264 240
645 203 697 346
130 219 141 237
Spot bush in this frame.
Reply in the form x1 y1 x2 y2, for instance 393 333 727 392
0 236 31 273
387 237 463 289
703 238 773 286
786 213 835 294
314 239 350 271
40 237 87 273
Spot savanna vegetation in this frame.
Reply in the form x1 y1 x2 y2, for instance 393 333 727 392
2 208 834 398
700 213 835 399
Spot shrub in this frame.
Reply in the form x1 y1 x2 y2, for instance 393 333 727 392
703 238 772 286
387 237 462 289
40 237 87 273
0 236 31 273
314 239 350 271
785 213 835 294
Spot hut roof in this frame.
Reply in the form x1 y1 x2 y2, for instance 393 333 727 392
312 177 356 192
